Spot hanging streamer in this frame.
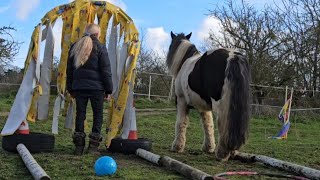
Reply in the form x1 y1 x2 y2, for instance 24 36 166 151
97 7 111 44
1 25 41 134
1 60 36 135
38 23 55 120
65 99 75 129
27 25 43 123
105 42 140 147
117 43 128 86
272 88 293 139
121 73 136 139
52 95 64 134
56 6 74 94
108 16 119 96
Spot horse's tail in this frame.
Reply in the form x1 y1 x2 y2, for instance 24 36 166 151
222 54 251 151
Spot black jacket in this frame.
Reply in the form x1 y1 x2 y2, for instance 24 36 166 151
66 37 113 95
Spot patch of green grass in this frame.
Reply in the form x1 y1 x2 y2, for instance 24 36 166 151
0 97 320 179
0 94 15 112
134 98 174 109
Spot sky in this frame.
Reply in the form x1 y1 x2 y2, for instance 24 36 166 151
0 0 272 68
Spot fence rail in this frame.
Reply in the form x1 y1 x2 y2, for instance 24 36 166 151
1 72 320 114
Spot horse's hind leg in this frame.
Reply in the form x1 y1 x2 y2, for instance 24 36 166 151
200 111 215 153
171 97 189 153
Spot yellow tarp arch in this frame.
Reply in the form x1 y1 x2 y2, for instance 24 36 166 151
3 0 140 147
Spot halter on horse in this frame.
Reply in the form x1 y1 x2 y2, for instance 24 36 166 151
167 32 251 161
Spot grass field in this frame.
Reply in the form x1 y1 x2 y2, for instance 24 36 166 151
0 96 319 180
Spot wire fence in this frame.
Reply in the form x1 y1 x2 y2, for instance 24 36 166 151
1 72 320 143
1 72 320 117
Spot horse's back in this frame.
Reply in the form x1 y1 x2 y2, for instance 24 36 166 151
188 48 239 104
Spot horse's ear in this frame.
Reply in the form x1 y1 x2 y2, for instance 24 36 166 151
171 31 176 39
186 32 192 40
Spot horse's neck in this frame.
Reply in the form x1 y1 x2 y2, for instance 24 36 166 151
184 45 199 60
170 43 200 76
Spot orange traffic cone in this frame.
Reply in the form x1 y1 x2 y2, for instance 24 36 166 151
16 120 30 134
121 90 138 140
128 100 137 140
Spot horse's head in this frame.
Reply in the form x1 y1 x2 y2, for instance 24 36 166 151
168 32 192 55
170 31 192 40
166 32 192 75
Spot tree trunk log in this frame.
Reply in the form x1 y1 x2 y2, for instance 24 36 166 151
16 144 51 180
136 148 213 180
235 152 320 180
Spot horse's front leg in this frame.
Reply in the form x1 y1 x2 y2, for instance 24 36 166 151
171 97 189 153
200 111 215 153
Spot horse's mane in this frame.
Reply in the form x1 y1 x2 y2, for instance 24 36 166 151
166 33 198 76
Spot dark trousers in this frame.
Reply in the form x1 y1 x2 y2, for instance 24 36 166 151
75 90 104 134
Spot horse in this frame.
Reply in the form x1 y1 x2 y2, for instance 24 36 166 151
166 32 251 161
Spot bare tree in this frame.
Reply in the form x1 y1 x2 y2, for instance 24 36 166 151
207 0 293 86
283 0 320 92
135 28 171 97
0 26 20 68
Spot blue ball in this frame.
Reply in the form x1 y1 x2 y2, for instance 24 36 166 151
94 156 117 176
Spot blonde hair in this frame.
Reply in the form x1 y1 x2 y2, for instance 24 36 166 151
71 24 101 69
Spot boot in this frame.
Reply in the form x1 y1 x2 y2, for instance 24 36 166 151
87 133 102 154
72 132 86 155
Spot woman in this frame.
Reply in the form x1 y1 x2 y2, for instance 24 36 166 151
67 24 113 155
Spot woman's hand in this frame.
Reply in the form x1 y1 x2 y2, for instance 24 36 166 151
105 94 111 102
68 91 76 98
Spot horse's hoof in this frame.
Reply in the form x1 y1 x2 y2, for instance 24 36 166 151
215 148 231 162
171 142 185 153
215 153 231 162
202 144 216 154
230 150 239 159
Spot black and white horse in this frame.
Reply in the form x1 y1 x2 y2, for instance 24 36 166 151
167 32 251 161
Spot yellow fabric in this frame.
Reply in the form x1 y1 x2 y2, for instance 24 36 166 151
41 6 59 24
70 3 81 43
97 7 111 44
106 2 118 16
24 26 40 73
20 0 141 145
105 42 140 147
57 8 74 94
27 85 42 122
26 25 41 122
107 99 114 128
87 4 96 24
71 1 94 43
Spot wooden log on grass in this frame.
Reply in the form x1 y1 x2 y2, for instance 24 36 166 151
136 148 213 180
160 156 214 180
235 152 320 180
136 148 161 165
17 144 51 180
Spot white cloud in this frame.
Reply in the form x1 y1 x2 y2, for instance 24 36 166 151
0 5 10 13
196 16 223 42
69 0 127 11
145 27 170 53
15 0 40 20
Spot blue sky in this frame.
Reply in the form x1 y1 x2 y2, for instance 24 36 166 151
0 0 270 68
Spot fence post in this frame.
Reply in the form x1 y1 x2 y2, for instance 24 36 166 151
313 88 315 97
168 77 174 101
285 86 288 103
148 75 152 100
